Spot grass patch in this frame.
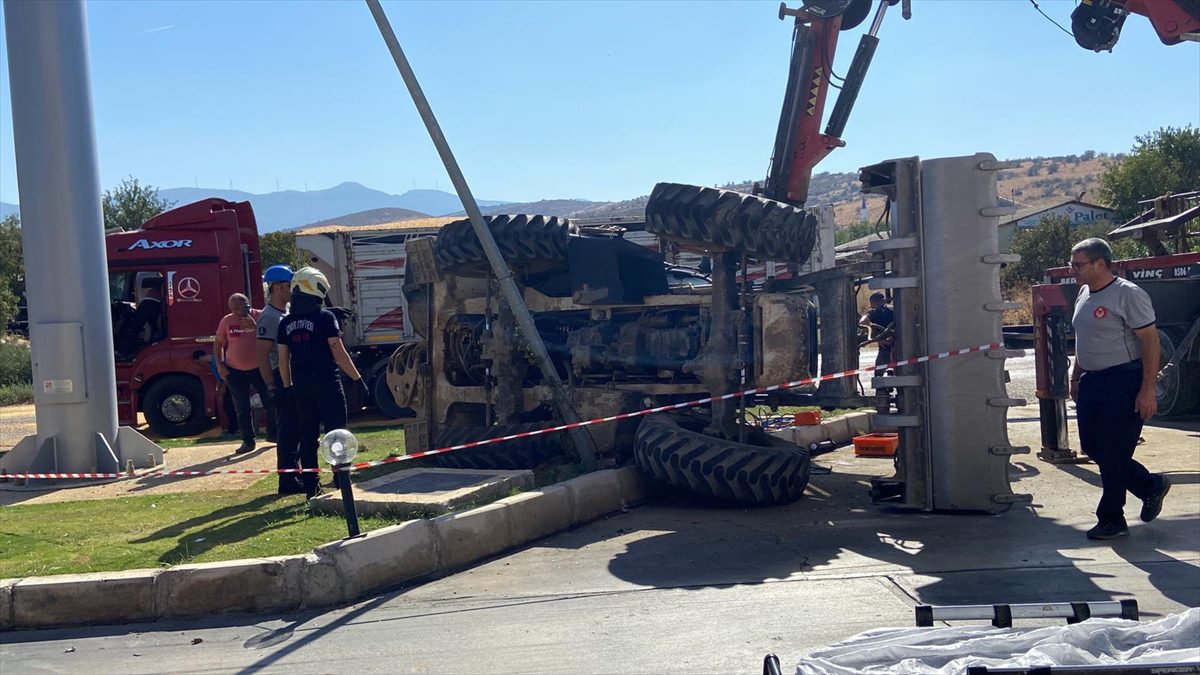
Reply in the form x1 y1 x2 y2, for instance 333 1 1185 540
0 425 428 578
1 423 456 578
0 336 34 405
0 477 408 578
0 419 586 578
743 404 870 422
0 383 32 406
0 335 32 388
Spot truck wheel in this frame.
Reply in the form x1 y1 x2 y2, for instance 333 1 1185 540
386 341 426 411
142 375 210 438
1155 328 1200 417
372 372 412 419
634 413 811 506
645 183 817 263
434 214 577 276
431 423 569 470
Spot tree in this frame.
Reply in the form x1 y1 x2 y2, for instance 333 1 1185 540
102 176 173 231
1002 215 1141 290
834 220 881 246
260 231 305 269
1098 126 1200 222
0 214 23 329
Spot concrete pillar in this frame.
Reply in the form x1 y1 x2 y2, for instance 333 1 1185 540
2 0 159 474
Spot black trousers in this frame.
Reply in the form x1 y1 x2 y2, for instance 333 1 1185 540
226 367 276 444
222 387 238 433
272 371 303 493
1076 362 1154 527
875 343 894 368
294 378 347 493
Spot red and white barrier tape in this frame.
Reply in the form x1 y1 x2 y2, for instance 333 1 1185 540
2 342 1000 480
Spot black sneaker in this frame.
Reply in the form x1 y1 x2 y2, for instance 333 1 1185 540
234 441 256 455
1087 522 1129 540
1140 475 1171 523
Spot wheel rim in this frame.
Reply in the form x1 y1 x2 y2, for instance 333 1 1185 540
1155 330 1178 405
161 393 193 423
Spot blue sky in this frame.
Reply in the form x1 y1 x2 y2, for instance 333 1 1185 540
1 0 1197 205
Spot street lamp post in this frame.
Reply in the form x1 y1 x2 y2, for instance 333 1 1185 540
320 429 362 538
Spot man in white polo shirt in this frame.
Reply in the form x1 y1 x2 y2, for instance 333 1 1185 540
1069 238 1170 540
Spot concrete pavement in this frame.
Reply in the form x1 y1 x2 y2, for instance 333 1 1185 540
2 403 1196 674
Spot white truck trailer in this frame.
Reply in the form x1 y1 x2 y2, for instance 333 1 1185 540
296 218 451 416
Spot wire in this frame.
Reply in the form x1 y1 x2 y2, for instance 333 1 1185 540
1029 0 1075 38
874 198 890 238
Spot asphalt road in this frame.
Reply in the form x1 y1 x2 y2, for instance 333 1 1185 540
3 402 1197 674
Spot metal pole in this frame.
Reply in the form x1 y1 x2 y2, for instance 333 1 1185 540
365 0 596 469
334 466 361 538
1 1 159 474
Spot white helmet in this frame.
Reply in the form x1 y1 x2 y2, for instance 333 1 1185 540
291 266 330 299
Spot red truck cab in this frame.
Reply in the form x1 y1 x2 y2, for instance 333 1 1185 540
105 199 263 436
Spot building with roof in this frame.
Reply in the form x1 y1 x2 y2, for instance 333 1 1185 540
997 199 1115 252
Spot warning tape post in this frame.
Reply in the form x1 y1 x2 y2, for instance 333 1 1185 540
0 342 1001 481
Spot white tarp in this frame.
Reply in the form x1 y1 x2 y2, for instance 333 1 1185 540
796 607 1199 674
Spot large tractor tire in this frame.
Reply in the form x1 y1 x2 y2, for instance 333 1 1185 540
634 413 811 506
434 214 577 276
431 423 570 470
645 183 817 264
1156 327 1200 417
142 374 210 438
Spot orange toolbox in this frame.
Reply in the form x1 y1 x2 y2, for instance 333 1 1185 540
793 410 822 426
853 433 899 457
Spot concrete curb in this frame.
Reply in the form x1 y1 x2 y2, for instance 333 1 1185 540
1 467 650 631
1 577 20 631
769 411 875 449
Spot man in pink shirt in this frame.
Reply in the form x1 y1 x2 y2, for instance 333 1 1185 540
215 293 273 454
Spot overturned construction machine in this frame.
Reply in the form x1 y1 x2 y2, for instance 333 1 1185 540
388 198 830 506
385 0 907 507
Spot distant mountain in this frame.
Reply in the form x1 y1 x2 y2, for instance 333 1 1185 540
303 207 431 228
559 154 1111 228
155 182 507 232
4 152 1111 233
0 202 18 220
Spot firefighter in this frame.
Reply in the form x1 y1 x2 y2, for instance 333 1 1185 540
257 265 303 494
276 267 370 498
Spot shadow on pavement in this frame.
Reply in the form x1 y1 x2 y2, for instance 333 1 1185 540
577 462 1196 616
125 444 273 493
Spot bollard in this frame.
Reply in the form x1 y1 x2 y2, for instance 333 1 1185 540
320 429 363 539
332 464 361 538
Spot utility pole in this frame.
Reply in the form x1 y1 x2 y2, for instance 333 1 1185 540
365 0 597 470
1 0 161 476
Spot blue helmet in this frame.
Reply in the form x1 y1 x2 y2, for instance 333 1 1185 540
264 265 294 285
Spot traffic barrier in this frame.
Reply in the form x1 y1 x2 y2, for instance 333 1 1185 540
0 342 1001 481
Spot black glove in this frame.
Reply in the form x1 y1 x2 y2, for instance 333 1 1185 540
354 378 371 405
